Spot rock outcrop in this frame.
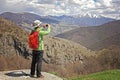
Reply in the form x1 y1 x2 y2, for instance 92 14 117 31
0 69 63 80
0 18 30 58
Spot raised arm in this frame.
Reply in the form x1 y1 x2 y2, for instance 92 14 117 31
39 24 51 35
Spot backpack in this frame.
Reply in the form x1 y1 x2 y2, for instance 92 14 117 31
28 30 39 49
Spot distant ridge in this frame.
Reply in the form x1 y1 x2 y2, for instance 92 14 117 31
0 12 59 24
0 12 79 35
0 12 115 36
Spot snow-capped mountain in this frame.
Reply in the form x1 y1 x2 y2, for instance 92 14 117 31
72 13 101 18
0 12 115 27
46 12 115 26
76 13 120 20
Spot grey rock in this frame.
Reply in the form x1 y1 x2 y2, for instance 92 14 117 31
0 69 63 80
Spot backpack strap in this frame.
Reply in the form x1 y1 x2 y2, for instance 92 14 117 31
30 27 40 34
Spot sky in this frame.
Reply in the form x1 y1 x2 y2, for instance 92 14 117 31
0 0 120 19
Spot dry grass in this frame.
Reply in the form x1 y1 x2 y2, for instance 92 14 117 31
0 55 31 71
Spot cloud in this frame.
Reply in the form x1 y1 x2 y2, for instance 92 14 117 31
0 0 119 19
0 0 7 12
35 0 56 4
95 0 112 7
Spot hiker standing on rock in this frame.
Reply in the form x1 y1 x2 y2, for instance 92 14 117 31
28 20 51 78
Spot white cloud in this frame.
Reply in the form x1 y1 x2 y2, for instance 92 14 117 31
95 0 112 7
0 0 119 19
7 0 24 3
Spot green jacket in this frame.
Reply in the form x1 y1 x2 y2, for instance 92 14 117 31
35 26 51 50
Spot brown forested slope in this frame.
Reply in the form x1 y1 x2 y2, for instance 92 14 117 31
56 20 120 50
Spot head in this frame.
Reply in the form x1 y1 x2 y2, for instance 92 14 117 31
33 20 42 27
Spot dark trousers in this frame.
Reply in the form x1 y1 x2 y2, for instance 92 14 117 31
30 50 43 76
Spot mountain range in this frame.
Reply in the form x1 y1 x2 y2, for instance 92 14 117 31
56 20 120 51
0 12 115 36
48 13 115 26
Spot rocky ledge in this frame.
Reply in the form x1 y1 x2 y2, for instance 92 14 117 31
0 69 63 80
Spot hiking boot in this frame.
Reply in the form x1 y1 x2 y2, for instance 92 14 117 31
30 74 35 78
37 75 44 79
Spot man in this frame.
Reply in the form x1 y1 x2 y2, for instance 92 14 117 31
30 20 51 78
